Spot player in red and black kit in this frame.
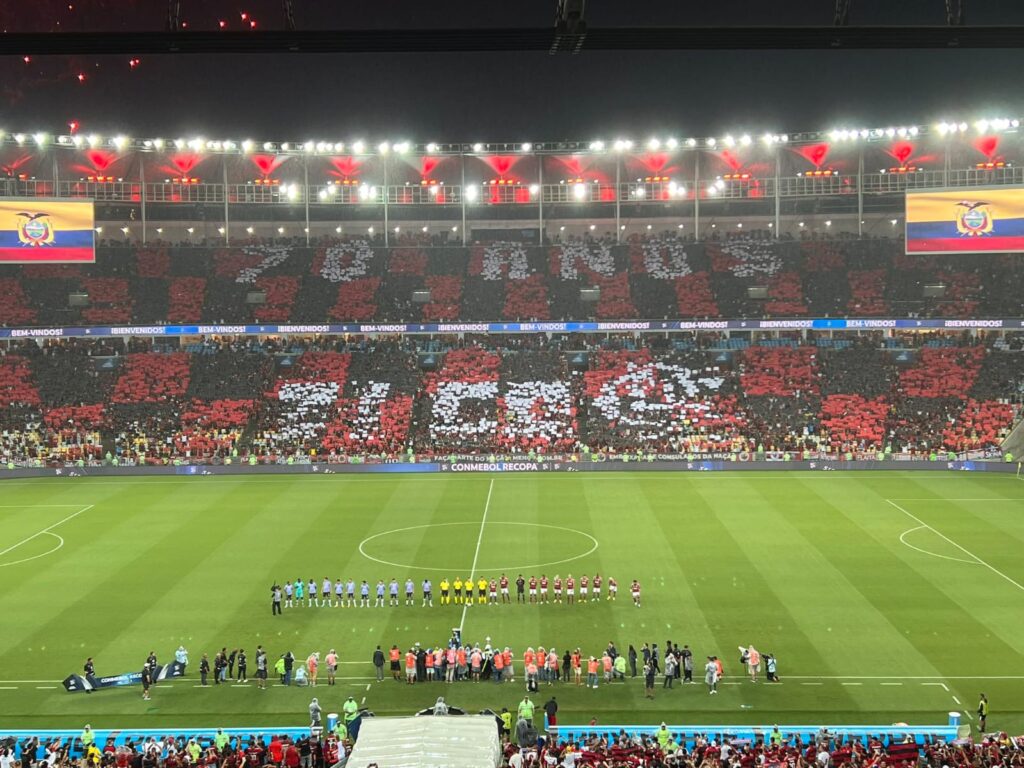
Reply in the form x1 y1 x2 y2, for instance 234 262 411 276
592 572 602 601
608 576 618 601
566 574 575 605
553 574 563 603
539 574 549 603
488 578 498 604
580 574 589 603
631 579 641 607
528 575 538 603
500 574 510 603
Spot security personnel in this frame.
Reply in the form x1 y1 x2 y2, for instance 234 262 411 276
453 577 463 605
439 577 450 605
343 695 359 724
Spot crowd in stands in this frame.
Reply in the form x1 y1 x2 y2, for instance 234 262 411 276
6 721 1024 768
1 332 1022 466
3 236 1024 328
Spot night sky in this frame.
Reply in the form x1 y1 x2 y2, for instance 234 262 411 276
3 0 1024 142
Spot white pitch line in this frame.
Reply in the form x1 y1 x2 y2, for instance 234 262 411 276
801 682 823 686
459 478 494 633
899 526 976 565
880 682 903 686
886 499 1024 593
964 712 974 721
35 686 56 689
841 682 862 686
0 504 92 507
0 504 94 559
953 696 962 705
922 682 950 692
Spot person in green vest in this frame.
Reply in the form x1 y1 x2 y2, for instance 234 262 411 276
232 447 239 459
613 654 627 679
274 655 286 683
343 695 359 723
224 457 231 466
76 458 85 468
214 729 230 752
517 695 535 725
249 455 257 465
656 723 671 752
331 718 347 741
6 462 14 470
783 452 792 462
105 451 112 465
81 724 95 749
876 451 885 462
286 455 294 465
187 740 201 764
929 451 938 461
499 708 512 739
947 451 957 461
1004 451 1014 463
488 454 496 464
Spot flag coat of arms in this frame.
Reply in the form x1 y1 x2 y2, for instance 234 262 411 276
0 199 95 263
906 187 1024 253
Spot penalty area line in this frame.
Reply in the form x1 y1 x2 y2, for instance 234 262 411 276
0 504 94 561
886 499 1024 593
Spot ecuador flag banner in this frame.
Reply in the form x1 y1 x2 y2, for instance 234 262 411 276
906 187 1024 254
0 199 95 263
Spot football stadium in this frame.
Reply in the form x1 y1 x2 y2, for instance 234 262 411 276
3 3 1024 768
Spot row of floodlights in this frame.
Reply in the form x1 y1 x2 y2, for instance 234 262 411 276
2 120 1020 155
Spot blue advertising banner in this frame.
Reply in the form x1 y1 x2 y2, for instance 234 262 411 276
0 317 1018 339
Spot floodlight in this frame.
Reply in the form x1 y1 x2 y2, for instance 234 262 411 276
377 142 390 155
242 139 254 153
740 134 752 146
352 140 366 154
521 142 532 152
472 143 484 153
529 184 539 195
426 142 439 153
572 183 587 201
589 140 604 151
665 138 678 150
647 138 661 151
465 184 479 202
33 132 47 146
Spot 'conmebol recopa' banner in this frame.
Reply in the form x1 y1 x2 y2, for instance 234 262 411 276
0 198 95 263
906 186 1024 254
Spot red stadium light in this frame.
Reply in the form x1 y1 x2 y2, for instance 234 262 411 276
881 166 922 174
85 175 116 183
976 161 1010 169
252 178 281 185
796 169 838 177
722 173 752 180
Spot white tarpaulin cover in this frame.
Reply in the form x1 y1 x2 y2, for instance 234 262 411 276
345 715 501 768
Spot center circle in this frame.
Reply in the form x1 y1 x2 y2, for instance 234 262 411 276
358 521 599 573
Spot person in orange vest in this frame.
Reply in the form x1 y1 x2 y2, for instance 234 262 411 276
389 645 401 681
572 650 582 686
425 647 435 681
523 647 535 671
714 655 724 683
537 646 547 683
405 649 417 684
324 649 338 686
586 656 600 688
746 646 761 682
503 647 514 682
456 646 467 681
493 648 505 682
601 652 613 683
470 648 483 681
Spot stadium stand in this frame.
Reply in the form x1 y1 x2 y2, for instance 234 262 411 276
3 236 1024 326
1 333 1022 466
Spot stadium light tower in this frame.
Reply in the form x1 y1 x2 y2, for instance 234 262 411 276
551 0 587 54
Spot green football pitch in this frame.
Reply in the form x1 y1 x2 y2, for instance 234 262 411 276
1 471 1022 733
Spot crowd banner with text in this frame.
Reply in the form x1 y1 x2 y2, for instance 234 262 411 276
906 186 1024 254
0 198 95 263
